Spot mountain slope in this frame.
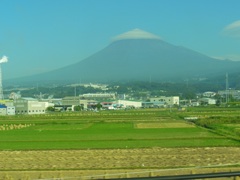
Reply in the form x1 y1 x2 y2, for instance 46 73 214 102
8 29 240 84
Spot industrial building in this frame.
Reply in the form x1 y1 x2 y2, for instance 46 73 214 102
101 102 114 109
218 89 240 100
100 100 142 109
199 98 216 105
79 93 116 99
14 98 50 115
149 96 179 106
61 96 97 110
62 96 81 106
115 100 142 108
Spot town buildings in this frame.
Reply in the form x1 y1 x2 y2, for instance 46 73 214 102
218 89 240 100
2 94 181 114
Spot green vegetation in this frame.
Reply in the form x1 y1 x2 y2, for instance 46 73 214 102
178 106 240 140
5 80 227 100
0 108 239 150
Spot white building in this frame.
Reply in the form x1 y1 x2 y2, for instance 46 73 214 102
14 98 49 115
4 101 16 115
199 98 216 105
203 91 216 97
149 96 179 106
80 93 116 99
116 100 142 108
101 102 114 109
60 97 98 110
7 106 15 115
0 105 7 115
191 102 200 107
218 90 240 100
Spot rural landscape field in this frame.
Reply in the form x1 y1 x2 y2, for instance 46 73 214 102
0 108 240 179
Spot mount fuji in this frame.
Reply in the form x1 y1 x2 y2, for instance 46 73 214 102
10 29 240 84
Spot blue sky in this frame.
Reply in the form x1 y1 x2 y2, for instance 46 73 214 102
0 0 240 79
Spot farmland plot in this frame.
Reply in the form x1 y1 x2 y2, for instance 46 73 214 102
0 121 237 150
179 107 240 140
0 147 240 179
0 109 240 179
135 122 195 128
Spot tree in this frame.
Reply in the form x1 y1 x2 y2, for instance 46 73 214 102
96 103 102 110
74 105 83 111
46 106 55 112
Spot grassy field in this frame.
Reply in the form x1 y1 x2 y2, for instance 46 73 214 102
1 108 240 179
179 106 240 140
0 108 239 150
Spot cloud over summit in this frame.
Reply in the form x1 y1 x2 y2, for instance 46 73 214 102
112 29 162 42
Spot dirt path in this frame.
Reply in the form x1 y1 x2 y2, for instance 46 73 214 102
0 147 240 179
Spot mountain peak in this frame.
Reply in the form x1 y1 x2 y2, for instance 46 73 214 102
112 29 162 42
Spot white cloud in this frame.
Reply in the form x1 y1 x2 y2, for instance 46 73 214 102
213 54 240 61
222 20 240 37
112 29 162 42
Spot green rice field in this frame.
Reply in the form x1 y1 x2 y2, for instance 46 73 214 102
0 108 239 150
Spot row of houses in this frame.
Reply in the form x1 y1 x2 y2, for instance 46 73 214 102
0 95 180 115
202 90 240 100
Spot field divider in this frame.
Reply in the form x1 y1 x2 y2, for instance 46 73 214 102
31 163 240 180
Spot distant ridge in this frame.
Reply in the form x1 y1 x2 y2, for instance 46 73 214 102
8 29 240 84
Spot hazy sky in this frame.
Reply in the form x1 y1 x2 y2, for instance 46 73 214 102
0 0 240 79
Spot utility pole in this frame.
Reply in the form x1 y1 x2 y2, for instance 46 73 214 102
73 86 77 100
226 73 229 104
